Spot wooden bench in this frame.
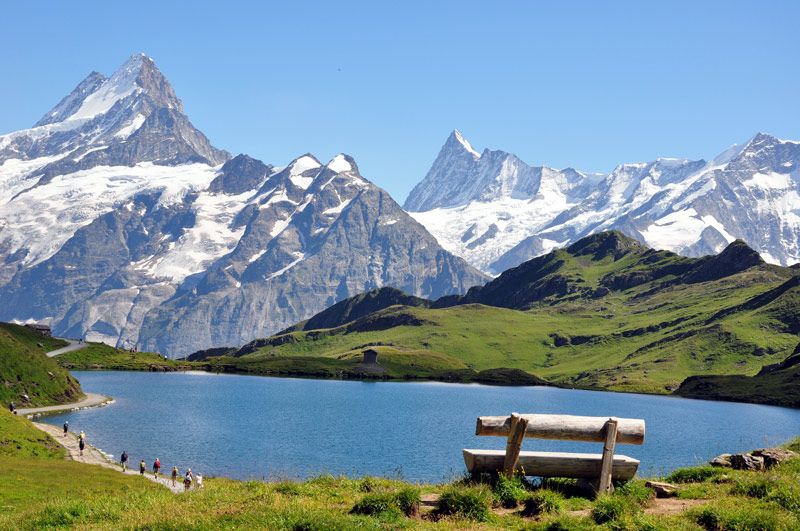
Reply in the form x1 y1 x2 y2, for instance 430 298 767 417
463 413 645 493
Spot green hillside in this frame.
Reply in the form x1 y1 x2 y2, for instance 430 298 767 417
228 232 800 397
56 342 197 371
0 323 83 407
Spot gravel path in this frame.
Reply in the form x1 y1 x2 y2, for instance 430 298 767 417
34 422 184 493
16 393 111 417
46 339 87 358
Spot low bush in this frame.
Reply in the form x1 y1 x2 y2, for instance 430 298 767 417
693 504 788 531
351 487 420 518
351 492 402 518
523 490 565 516
665 465 725 484
591 493 644 525
493 475 529 508
616 480 654 506
436 485 493 521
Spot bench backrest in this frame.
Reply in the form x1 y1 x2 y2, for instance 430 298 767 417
476 413 645 445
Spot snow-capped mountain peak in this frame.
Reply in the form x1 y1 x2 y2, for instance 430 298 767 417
410 131 800 274
451 129 480 159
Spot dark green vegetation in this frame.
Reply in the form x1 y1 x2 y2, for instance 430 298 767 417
197 232 800 402
2 404 800 529
677 341 800 408
0 323 83 406
56 342 197 372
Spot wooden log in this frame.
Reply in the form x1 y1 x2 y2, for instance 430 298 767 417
463 449 640 480
475 414 645 445
502 413 529 478
597 419 618 494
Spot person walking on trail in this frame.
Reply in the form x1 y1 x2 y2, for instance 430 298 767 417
183 470 192 491
9 402 15 413
195 474 204 489
171 466 179 487
120 450 129 471
153 458 161 478
63 421 69 437
139 459 146 476
78 435 86 456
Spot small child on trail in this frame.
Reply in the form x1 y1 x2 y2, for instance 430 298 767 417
78 435 86 456
153 458 161 478
183 470 192 491
171 466 179 487
120 450 129 471
63 421 69 437
195 474 204 489
139 459 146 476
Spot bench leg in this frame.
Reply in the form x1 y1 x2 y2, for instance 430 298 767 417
597 418 619 495
502 413 529 478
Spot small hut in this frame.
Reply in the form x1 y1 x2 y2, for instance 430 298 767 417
25 323 52 337
362 349 379 365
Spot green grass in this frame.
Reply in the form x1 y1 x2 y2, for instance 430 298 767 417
0 322 83 407
2 408 800 529
0 409 64 459
233 262 798 397
56 342 199 372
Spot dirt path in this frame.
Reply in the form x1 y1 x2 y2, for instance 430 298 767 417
16 393 112 417
34 422 184 493
46 339 87 358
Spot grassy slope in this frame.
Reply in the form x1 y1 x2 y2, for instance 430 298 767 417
57 342 199 371
0 323 84 406
2 408 800 529
238 256 799 394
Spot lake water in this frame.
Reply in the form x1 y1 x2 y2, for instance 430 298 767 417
44 371 800 483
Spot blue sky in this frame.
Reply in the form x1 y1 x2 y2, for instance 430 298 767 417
1 1 798 201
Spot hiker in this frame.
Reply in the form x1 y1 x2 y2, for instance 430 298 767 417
171 466 179 487
183 470 192 491
139 459 146 476
8 402 14 413
78 435 86 456
63 421 69 437
153 458 161 478
79 430 85 441
120 450 129 471
195 474 204 489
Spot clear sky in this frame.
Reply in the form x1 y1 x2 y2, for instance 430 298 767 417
1 1 798 202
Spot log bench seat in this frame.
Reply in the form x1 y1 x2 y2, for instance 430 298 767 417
463 412 646 493
462 449 640 480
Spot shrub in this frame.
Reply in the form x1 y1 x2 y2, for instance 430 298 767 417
436 485 493 521
494 475 529 508
665 465 725 484
523 490 565 516
351 493 402 518
694 505 784 531
591 494 632 524
395 488 421 516
358 477 377 492
616 480 654 506
731 477 800 513
350 488 420 518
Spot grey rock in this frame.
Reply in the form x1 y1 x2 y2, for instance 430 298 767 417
709 453 732 467
729 453 765 471
751 448 798 469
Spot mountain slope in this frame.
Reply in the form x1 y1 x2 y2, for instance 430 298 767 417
230 232 800 398
0 323 83 407
408 131 800 274
0 55 487 357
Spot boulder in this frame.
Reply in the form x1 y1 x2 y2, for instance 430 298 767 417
645 481 678 498
752 448 798 469
709 453 732 467
729 453 765 471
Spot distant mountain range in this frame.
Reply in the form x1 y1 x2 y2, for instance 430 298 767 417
407 130 800 274
0 54 486 357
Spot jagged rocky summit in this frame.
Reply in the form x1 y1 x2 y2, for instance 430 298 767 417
0 54 487 357
407 130 800 274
